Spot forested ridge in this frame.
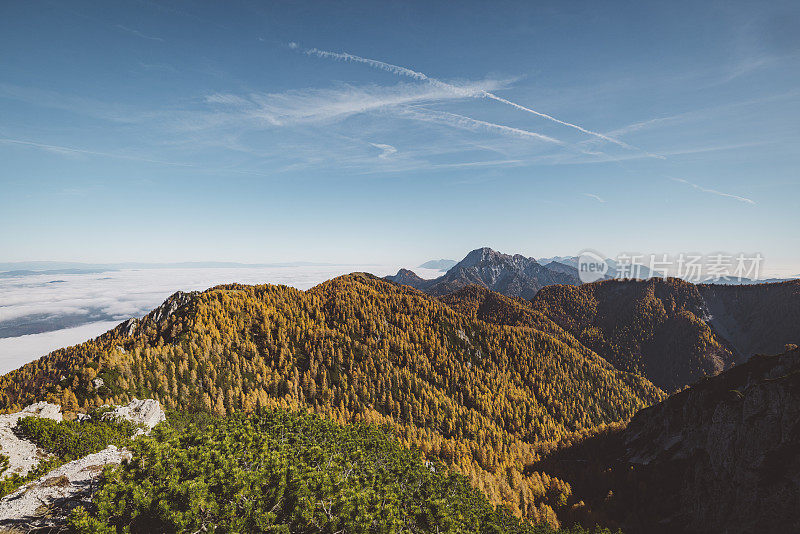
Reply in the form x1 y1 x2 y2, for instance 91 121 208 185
531 278 737 391
0 274 662 524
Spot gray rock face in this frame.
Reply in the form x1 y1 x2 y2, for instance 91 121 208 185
0 402 62 476
112 290 198 339
618 349 800 533
539 349 800 534
388 247 581 299
150 290 196 324
0 402 63 478
102 398 166 435
386 268 429 290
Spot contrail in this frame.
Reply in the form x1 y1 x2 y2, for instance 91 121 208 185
398 107 565 146
399 107 624 162
671 178 755 205
305 47 631 148
0 137 195 167
582 193 606 203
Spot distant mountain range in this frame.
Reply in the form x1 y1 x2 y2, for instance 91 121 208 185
388 247 581 299
0 268 112 278
387 248 800 392
538 255 795 284
538 255 654 279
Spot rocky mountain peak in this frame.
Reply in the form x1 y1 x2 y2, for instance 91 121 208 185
387 247 580 299
458 247 536 269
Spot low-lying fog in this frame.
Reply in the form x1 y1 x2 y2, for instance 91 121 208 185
0 265 443 374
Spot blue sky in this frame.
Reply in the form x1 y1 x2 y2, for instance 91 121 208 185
1 1 799 274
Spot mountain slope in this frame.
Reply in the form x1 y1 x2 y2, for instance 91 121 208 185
531 277 800 391
531 277 735 391
439 285 610 363
0 273 663 521
388 248 581 299
698 280 800 357
533 347 800 534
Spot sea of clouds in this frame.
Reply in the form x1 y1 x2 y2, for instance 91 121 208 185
0 265 442 374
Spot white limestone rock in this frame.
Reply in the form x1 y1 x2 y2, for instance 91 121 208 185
0 402 62 478
101 398 165 435
0 445 132 530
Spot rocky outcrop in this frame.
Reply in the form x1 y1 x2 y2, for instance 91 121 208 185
112 290 198 339
102 398 166 435
385 268 431 291
618 349 800 533
535 348 800 534
0 399 165 531
0 446 131 532
0 402 62 478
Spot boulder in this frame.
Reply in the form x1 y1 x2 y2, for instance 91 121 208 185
101 398 165 435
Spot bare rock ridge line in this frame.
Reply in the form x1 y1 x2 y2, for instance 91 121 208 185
0 446 133 532
387 247 582 300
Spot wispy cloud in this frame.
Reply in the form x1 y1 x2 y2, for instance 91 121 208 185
397 107 565 146
370 143 397 159
137 61 177 73
604 115 684 139
432 159 524 169
202 80 506 128
0 83 143 123
602 90 800 141
304 47 634 149
671 177 755 204
115 24 163 42
582 193 606 203
0 138 195 167
713 55 778 86
661 141 769 156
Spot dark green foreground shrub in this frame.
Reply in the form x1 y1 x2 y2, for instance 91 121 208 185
16 412 138 461
68 410 617 533
0 411 138 499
